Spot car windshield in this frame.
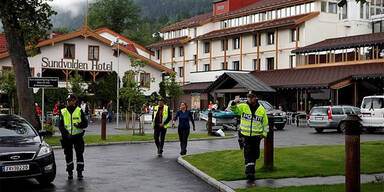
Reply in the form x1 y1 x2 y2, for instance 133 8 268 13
362 98 384 109
0 116 36 137
259 101 273 111
311 108 327 115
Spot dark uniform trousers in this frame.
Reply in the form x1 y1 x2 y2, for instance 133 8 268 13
154 126 167 151
61 132 85 172
242 134 262 176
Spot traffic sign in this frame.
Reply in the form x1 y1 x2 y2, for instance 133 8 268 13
28 77 59 88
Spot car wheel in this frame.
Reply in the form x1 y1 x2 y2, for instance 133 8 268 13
315 128 324 133
36 164 56 185
275 124 285 130
366 127 376 134
337 125 344 133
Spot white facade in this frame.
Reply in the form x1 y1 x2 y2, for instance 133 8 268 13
150 0 380 84
0 31 167 96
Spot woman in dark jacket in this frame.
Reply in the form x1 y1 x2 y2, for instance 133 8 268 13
172 102 195 155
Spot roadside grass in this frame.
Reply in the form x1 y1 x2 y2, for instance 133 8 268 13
182 140 384 181
236 182 384 192
44 133 234 146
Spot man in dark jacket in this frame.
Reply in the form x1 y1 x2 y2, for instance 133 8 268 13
152 97 171 156
59 94 88 180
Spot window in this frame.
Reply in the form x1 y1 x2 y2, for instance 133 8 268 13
233 61 240 71
341 4 348 19
221 62 227 70
178 67 184 77
179 46 184 57
331 107 344 115
204 64 210 71
233 37 240 49
289 55 296 68
64 44 75 59
267 57 274 70
360 3 364 19
221 39 228 51
140 73 151 88
88 45 99 60
267 32 274 45
156 49 160 60
172 47 175 58
328 2 337 14
204 42 210 53
291 28 299 42
253 34 261 47
253 59 260 70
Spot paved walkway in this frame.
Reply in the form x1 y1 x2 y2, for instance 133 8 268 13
222 173 384 189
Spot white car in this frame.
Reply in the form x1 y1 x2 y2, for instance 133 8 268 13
360 95 384 133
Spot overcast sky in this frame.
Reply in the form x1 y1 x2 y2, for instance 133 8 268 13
49 0 93 17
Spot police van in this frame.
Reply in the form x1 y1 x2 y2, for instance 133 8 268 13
360 95 384 133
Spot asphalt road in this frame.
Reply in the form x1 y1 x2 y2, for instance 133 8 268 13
1 125 383 192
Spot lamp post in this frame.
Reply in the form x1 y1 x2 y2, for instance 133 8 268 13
111 37 120 129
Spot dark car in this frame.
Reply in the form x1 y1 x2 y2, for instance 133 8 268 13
0 115 56 185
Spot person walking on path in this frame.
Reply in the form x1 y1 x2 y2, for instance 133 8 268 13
172 102 196 155
152 97 171 157
231 90 269 182
59 94 88 180
107 100 113 123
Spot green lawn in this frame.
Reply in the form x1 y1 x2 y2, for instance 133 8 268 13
44 133 233 146
236 182 384 192
182 140 384 181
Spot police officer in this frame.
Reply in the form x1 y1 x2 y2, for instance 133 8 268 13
152 97 171 157
231 90 269 182
59 94 88 180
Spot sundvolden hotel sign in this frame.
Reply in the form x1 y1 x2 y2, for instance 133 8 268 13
41 57 113 71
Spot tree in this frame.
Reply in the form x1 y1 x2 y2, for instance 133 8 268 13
0 0 56 129
0 71 16 114
34 88 69 113
120 55 148 134
69 71 86 99
88 72 117 108
88 0 141 34
162 73 183 113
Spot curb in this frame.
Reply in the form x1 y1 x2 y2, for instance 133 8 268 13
177 156 235 192
52 135 236 149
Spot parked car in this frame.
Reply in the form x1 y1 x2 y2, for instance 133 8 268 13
0 114 56 185
225 99 287 130
307 105 360 133
360 95 384 133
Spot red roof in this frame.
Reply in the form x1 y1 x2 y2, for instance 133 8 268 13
160 13 213 33
198 13 317 40
0 34 8 54
292 32 384 54
147 36 190 49
125 44 138 54
252 62 384 88
213 0 315 21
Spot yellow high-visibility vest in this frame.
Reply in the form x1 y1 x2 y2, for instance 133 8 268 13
152 105 170 128
231 103 269 137
61 107 83 135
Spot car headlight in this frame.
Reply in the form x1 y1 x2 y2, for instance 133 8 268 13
37 145 53 157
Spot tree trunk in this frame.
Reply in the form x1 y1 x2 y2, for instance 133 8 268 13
11 95 15 115
127 101 131 129
0 12 40 129
132 112 135 135
125 110 129 129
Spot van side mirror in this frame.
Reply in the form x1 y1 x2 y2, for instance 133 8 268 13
38 130 52 137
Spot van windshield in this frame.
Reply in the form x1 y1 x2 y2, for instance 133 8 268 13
362 98 384 109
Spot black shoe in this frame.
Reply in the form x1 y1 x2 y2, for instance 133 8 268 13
180 151 186 155
246 174 255 182
77 172 83 180
157 149 163 157
68 171 73 180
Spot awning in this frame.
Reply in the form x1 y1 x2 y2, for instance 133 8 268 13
207 72 275 93
182 82 213 93
252 62 384 89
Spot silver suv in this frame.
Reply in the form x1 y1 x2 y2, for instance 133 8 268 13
307 106 360 133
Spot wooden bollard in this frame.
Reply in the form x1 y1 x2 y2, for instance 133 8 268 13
342 115 361 192
207 110 213 136
263 114 274 170
101 112 107 140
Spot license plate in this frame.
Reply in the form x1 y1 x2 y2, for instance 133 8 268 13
274 118 282 122
315 117 323 120
2 165 30 172
363 114 371 117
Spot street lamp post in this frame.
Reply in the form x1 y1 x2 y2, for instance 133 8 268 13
116 37 120 129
